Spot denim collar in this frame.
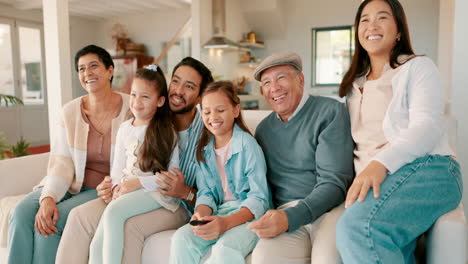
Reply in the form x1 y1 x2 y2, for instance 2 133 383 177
202 123 245 161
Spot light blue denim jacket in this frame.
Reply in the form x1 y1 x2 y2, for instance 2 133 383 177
195 124 272 219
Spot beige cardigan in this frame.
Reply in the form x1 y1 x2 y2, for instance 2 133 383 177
38 92 130 202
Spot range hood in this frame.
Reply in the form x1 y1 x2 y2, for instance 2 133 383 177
203 0 239 49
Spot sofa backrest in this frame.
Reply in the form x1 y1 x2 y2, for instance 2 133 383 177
242 110 272 135
0 153 49 199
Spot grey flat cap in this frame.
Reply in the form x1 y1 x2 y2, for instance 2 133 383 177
253 51 302 81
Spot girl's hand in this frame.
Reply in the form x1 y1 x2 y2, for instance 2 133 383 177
345 160 388 208
114 178 142 199
191 205 212 221
34 197 59 237
192 215 227 241
112 185 121 200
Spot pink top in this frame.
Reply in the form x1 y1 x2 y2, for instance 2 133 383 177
348 64 402 175
215 140 236 202
80 105 112 189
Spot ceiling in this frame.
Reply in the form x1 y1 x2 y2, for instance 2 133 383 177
0 0 191 19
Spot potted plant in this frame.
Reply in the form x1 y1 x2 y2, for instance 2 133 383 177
10 137 30 157
0 94 23 106
0 133 8 159
0 94 24 159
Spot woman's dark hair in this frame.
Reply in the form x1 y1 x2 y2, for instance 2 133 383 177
135 66 177 173
172 57 214 95
338 0 415 97
74 44 115 82
196 81 251 162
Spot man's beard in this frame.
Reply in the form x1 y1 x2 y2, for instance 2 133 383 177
170 96 197 114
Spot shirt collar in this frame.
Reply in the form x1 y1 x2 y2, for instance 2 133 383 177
352 54 413 91
203 124 244 159
275 91 309 122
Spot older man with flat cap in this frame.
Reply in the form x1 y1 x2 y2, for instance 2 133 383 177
248 51 354 263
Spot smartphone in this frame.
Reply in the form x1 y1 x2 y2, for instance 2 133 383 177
189 220 211 226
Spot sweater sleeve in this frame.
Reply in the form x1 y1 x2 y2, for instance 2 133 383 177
284 102 354 232
40 110 75 203
373 57 445 173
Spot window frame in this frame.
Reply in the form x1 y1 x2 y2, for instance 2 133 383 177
311 25 354 87
0 17 46 107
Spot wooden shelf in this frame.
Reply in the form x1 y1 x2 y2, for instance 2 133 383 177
239 42 265 49
239 62 259 68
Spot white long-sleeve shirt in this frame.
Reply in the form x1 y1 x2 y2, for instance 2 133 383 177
350 56 453 174
111 118 180 212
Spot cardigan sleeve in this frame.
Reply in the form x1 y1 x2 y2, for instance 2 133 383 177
373 57 445 173
39 110 76 203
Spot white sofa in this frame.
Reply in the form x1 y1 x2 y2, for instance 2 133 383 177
0 110 466 264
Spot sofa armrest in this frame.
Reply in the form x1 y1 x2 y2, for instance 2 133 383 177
0 153 49 199
426 203 467 264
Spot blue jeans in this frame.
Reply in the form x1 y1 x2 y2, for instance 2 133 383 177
8 187 97 264
336 155 463 264
170 201 258 264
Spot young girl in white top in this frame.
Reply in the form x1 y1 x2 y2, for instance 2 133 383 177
170 81 271 264
89 65 179 264
336 1 463 263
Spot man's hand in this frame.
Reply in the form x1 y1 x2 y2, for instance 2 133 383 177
34 197 59 237
345 160 388 208
248 209 288 238
156 168 189 199
96 176 112 203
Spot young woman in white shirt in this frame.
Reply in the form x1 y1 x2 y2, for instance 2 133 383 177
336 0 463 263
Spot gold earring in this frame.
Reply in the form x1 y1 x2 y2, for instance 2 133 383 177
397 36 401 41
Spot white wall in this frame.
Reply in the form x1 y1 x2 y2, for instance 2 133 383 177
451 0 468 235
254 0 439 91
0 3 43 21
69 16 101 98
94 9 191 60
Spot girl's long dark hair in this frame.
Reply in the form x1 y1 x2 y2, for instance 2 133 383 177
135 66 176 173
339 0 415 97
196 81 251 162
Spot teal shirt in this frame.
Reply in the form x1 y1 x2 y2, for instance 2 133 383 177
196 124 272 219
178 110 203 213
255 95 354 232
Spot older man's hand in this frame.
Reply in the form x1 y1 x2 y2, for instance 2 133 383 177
248 209 288 238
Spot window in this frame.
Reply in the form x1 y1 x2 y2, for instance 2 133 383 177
0 21 15 98
312 26 354 87
0 18 45 105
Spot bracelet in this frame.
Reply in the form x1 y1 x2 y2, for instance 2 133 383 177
186 188 195 202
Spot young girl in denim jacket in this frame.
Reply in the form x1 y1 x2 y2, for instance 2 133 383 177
170 81 271 264
89 65 180 264
336 0 463 263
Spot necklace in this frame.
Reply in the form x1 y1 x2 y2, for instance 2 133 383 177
83 94 121 134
